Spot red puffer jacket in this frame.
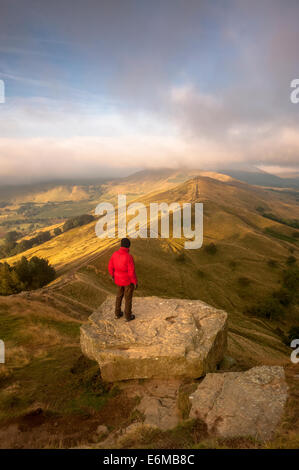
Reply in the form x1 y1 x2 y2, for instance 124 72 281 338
108 247 137 286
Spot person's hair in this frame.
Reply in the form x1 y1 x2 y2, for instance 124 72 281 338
121 238 131 248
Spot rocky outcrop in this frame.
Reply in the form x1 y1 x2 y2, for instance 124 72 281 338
80 296 227 382
189 366 288 440
79 296 290 446
134 379 180 430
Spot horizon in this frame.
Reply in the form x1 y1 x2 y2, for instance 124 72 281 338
0 164 298 189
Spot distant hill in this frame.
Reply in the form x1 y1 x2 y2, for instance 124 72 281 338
0 179 107 203
217 168 299 188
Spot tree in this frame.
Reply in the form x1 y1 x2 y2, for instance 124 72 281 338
54 227 62 236
4 231 21 243
2 240 17 256
245 297 283 320
26 256 55 289
34 231 51 245
0 262 24 295
1 230 54 259
286 255 296 266
204 242 217 255
17 239 31 253
286 326 299 344
0 256 56 295
14 256 31 287
63 214 94 232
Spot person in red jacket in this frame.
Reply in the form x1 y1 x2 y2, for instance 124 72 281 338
108 238 138 321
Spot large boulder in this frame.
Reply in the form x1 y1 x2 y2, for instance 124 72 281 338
189 366 288 440
80 296 227 382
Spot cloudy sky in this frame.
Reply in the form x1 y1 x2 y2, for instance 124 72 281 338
0 0 299 183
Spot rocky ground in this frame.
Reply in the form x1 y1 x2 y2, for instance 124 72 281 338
80 296 228 381
79 296 290 448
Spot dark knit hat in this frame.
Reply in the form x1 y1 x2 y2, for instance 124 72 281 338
121 238 131 248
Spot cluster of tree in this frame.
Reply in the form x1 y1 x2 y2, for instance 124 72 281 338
17 202 61 217
256 207 299 229
245 264 299 320
1 219 32 227
62 214 94 232
17 203 33 213
265 227 296 243
0 213 94 259
1 217 53 229
0 230 52 258
0 256 56 295
4 230 22 243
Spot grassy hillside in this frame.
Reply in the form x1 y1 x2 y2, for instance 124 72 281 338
0 171 298 448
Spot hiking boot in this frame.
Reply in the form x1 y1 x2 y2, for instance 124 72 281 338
115 311 123 319
125 314 135 322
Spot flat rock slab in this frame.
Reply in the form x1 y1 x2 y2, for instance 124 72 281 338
80 296 227 382
189 366 288 440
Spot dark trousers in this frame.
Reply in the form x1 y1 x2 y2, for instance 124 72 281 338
115 283 134 319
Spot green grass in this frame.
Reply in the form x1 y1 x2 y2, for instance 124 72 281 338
0 312 27 343
0 309 79 344
0 347 112 420
58 281 107 309
29 315 80 338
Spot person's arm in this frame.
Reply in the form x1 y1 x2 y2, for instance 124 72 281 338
128 254 138 287
108 255 115 280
